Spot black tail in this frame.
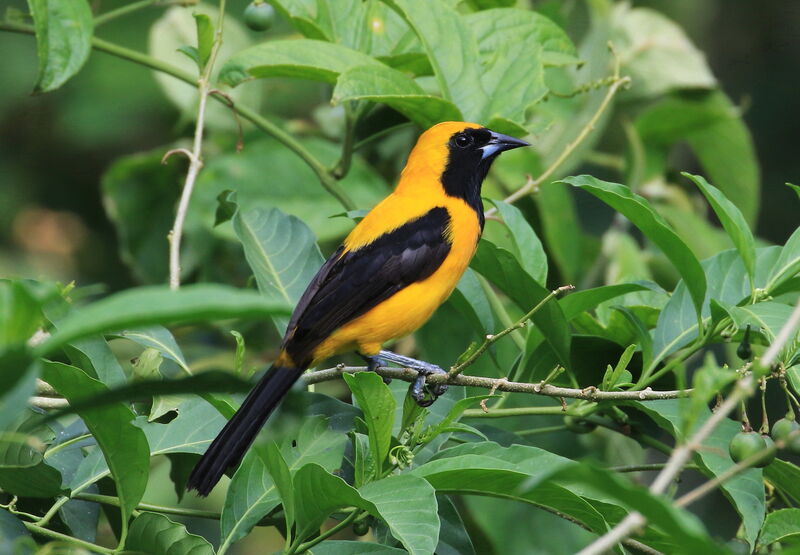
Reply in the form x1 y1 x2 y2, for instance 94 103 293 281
187 365 304 496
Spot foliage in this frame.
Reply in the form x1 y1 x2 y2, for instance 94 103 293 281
1 0 799 554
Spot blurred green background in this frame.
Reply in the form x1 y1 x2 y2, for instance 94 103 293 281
1 0 798 292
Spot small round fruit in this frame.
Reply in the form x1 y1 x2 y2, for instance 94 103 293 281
244 1 275 31
729 431 768 465
564 415 596 434
352 519 370 536
757 436 776 467
771 417 800 444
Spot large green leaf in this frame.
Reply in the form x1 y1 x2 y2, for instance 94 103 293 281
232 206 323 334
683 173 756 284
333 64 462 128
0 355 38 432
0 281 41 348
563 175 706 318
765 459 800 504
359 474 440 555
126 512 214 555
113 326 189 372
219 39 383 86
26 0 93 93
481 41 546 131
308 542 405 554
219 416 347 553
758 509 800 548
471 239 571 368
465 8 578 67
384 0 488 121
0 411 64 498
343 372 396 477
610 4 715 100
0 509 33 555
37 284 290 356
293 464 439 554
489 200 547 285
559 283 652 321
767 226 800 292
630 399 765 549
636 91 760 224
42 361 150 544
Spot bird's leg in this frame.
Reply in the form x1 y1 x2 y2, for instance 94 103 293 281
378 350 448 407
360 353 392 384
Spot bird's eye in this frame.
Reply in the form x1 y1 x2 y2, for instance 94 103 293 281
454 133 473 148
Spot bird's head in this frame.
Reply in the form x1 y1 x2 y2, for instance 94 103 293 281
398 122 530 220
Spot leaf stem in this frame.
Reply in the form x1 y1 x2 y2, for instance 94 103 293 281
23 521 114 554
462 406 567 418
449 285 574 378
289 510 361 554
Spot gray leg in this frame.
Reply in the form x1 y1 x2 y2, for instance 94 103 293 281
378 350 448 407
360 353 392 384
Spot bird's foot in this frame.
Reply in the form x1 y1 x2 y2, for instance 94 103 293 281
361 354 392 384
378 350 448 407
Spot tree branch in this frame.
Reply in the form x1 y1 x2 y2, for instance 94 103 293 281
302 366 691 401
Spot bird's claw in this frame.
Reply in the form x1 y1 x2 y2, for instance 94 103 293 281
409 363 448 407
363 355 392 384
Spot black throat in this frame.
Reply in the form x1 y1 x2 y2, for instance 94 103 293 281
440 151 498 232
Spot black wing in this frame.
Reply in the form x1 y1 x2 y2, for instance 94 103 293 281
282 206 452 365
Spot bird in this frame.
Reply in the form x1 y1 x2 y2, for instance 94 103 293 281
187 121 529 495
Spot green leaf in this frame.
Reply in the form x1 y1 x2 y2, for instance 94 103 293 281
436 495 475 555
232 206 324 334
114 326 189 373
220 416 347 552
260 442 295 530
193 13 214 70
343 372 396 477
465 8 579 67
611 5 715 100
767 226 800 292
559 283 652 321
489 200 547 285
757 508 800 547
471 239 571 368
0 509 33 555
26 0 93 93
384 0 488 121
42 362 149 544
0 355 38 431
219 39 383 86
724 301 800 364
102 148 183 283
307 542 405 554
563 175 706 318
37 284 290 356
683 173 756 284
214 189 237 227
293 464 367 540
0 281 42 348
359 474 440 555
333 64 462 128
788 183 800 201
636 91 760 223
126 512 214 555
450 269 494 337
193 135 387 243
481 42 546 128
765 459 800 504
0 411 64 498
630 399 765 549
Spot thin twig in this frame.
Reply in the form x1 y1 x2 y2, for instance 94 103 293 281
168 0 227 289
577 376 754 555
486 42 630 217
302 366 691 401
449 285 574 378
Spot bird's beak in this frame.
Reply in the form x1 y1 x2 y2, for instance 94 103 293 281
480 131 530 160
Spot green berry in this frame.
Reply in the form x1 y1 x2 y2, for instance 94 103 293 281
729 431 770 466
771 417 800 444
564 415 596 434
352 519 370 536
244 1 275 31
